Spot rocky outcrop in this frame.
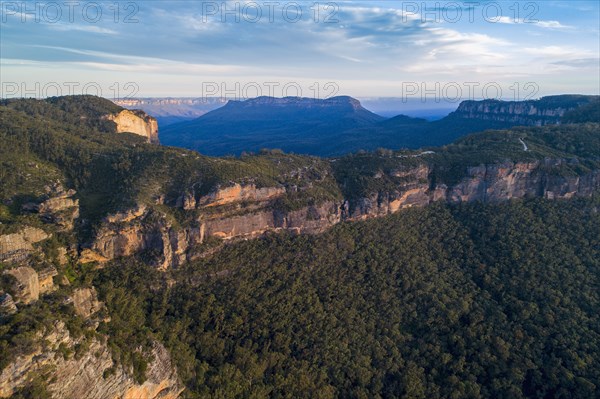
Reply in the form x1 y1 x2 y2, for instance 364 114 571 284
453 96 596 126
201 200 341 240
70 287 103 319
197 183 286 208
38 266 58 295
448 160 599 202
105 109 159 144
82 161 600 269
3 266 39 304
56 247 69 266
22 184 80 231
104 205 148 224
0 293 17 317
0 321 182 399
0 227 49 263
84 214 200 270
343 161 599 218
2 264 58 305
85 220 165 265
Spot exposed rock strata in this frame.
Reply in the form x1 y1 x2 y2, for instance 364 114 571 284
0 322 182 399
0 227 49 263
3 266 40 304
105 109 159 144
2 265 57 306
0 293 17 316
38 266 58 295
22 185 80 231
83 160 600 269
70 287 103 319
453 97 593 126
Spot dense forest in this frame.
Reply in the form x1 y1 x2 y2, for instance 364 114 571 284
2 96 599 216
1 96 599 398
89 197 600 398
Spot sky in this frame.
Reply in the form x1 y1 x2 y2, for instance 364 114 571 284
1 0 599 102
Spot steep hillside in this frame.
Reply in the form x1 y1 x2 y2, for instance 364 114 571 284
1 96 159 144
450 95 595 126
1 96 599 268
562 97 600 124
1 95 599 398
89 197 600 398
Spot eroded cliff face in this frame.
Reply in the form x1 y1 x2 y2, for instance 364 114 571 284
105 109 159 144
453 98 590 126
0 321 182 399
82 160 600 269
0 227 49 263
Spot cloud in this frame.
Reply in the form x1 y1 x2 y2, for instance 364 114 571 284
49 24 118 35
494 16 573 29
535 20 572 29
1 0 598 97
524 46 595 58
551 58 600 68
20 45 244 74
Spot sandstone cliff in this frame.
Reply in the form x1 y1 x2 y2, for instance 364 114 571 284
81 159 600 269
0 227 49 263
104 109 159 144
0 321 182 399
453 96 595 126
22 184 80 231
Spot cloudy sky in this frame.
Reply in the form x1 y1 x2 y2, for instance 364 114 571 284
1 0 599 101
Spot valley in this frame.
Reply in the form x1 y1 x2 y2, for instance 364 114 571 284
0 95 599 398
160 95 598 156
3 1 599 397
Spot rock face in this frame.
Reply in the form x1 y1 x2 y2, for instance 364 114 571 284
0 322 182 399
38 266 58 295
453 96 595 126
105 109 159 144
3 267 39 304
0 293 17 316
22 184 80 231
2 264 58 305
71 287 103 319
82 160 600 269
37 196 79 231
0 227 49 263
197 184 286 208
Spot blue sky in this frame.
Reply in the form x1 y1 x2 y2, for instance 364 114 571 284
1 1 599 101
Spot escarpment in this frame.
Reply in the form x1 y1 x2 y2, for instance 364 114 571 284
2 95 600 399
81 158 600 269
104 109 159 143
453 95 597 126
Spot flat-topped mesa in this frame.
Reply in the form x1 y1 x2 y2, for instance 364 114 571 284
453 95 598 126
104 109 159 143
222 96 372 114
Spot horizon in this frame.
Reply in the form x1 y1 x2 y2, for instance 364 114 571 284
1 2 600 396
4 91 594 120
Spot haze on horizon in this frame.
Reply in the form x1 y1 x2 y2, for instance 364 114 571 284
1 0 599 102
